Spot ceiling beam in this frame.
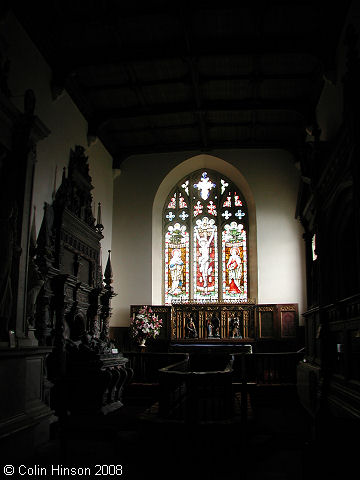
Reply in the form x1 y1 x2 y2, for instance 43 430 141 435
95 98 310 125
106 120 304 136
59 37 325 74
82 71 318 93
180 8 209 149
50 2 323 22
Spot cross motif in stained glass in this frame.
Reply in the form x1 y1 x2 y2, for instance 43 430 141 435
194 172 216 200
207 201 217 216
235 210 246 219
166 211 176 221
194 201 203 217
222 210 232 220
179 211 189 221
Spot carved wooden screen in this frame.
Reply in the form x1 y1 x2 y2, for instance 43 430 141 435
279 305 298 338
170 302 255 341
163 170 248 304
258 306 276 338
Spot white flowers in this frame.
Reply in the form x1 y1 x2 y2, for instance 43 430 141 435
130 306 163 340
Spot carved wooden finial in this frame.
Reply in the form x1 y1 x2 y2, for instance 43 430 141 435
104 250 113 289
96 202 104 233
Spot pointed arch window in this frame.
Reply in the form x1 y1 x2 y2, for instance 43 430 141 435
164 169 248 304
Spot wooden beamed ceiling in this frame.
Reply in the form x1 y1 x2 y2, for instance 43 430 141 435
13 0 351 167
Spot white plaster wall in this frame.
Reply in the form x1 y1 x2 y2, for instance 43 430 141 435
111 149 306 327
2 12 113 264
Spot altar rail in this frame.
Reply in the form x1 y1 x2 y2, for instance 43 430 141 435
157 356 234 423
124 351 303 386
122 352 189 383
123 350 302 425
233 351 303 385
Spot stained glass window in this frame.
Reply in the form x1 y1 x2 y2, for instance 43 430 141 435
194 217 218 301
312 234 318 261
222 222 247 300
163 169 248 304
164 223 190 304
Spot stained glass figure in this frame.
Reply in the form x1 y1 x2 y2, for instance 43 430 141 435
222 222 247 300
165 223 189 304
194 217 218 301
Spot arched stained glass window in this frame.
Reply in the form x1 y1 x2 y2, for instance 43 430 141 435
164 169 248 304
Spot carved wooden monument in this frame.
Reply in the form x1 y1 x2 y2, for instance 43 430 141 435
34 145 131 418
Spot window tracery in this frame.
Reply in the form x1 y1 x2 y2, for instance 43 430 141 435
164 169 248 304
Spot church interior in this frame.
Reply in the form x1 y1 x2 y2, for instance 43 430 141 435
1 1 359 478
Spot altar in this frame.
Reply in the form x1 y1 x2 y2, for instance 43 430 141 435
130 301 299 350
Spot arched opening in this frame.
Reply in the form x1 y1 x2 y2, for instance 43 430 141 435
163 169 249 303
152 154 257 304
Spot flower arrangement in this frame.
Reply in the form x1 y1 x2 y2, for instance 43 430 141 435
129 306 163 346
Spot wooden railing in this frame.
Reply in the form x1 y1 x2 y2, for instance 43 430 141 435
123 352 189 383
232 351 304 385
124 351 303 423
231 351 304 422
158 356 234 423
124 351 302 385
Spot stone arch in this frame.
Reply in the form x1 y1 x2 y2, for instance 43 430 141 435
152 154 258 304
